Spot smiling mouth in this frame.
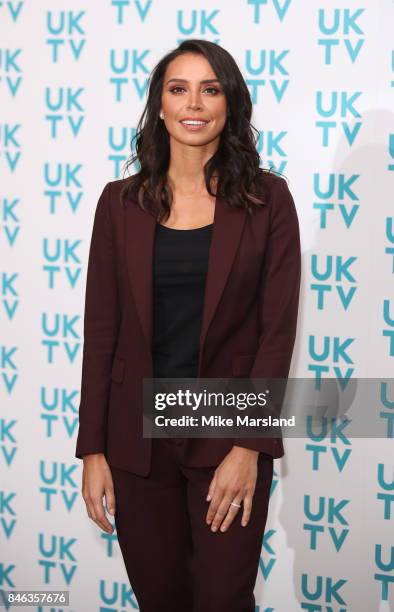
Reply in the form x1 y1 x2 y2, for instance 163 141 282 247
179 119 211 130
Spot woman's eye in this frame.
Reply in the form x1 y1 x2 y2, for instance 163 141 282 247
169 86 220 94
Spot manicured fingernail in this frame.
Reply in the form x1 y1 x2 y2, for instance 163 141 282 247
220 526 226 532
211 526 217 532
206 494 211 501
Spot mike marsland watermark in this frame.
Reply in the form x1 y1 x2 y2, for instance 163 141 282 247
154 413 294 428
142 377 394 439
152 388 295 429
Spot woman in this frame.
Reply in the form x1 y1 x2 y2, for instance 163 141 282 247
75 39 301 612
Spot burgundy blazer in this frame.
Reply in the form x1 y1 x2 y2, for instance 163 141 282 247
75 171 301 476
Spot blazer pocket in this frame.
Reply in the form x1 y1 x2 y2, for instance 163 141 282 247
231 353 257 377
110 357 125 383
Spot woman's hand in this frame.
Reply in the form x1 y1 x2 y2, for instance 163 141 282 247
205 446 259 533
81 453 116 534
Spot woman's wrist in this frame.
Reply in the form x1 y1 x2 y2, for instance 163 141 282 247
232 445 259 458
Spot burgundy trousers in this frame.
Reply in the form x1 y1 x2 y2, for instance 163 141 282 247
109 438 273 612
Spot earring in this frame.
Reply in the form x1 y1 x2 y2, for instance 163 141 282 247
160 111 164 119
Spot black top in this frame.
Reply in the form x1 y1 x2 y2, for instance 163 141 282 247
152 222 213 378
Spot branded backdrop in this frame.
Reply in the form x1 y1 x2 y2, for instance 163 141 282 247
2 1 394 611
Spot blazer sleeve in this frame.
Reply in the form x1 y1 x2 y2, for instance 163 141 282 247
75 181 121 459
233 177 301 454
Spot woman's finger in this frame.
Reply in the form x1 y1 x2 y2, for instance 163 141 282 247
209 492 240 532
91 497 114 533
218 497 242 532
206 470 217 502
84 502 93 520
206 485 224 525
241 492 253 527
105 483 116 516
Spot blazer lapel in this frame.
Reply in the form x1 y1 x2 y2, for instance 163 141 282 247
198 197 247 361
125 195 247 368
125 201 156 355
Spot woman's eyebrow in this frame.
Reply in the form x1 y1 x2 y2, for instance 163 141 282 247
166 78 220 85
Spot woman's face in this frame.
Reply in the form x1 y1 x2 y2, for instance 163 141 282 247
160 53 228 147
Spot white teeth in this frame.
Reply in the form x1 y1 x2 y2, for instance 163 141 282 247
181 120 208 125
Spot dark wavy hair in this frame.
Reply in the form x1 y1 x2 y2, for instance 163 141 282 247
119 39 282 220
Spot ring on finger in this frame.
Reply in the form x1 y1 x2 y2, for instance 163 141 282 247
230 500 242 508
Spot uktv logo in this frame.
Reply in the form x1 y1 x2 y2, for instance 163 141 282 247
313 174 360 231
109 49 150 102
44 164 83 215
385 217 394 272
383 299 394 357
0 49 22 97
244 48 290 104
99 579 139 610
1 271 18 320
108 126 138 176
42 238 82 290
374 543 394 603
305 420 351 473
255 129 288 177
259 528 279 582
316 91 362 148
0 488 16 539
301 573 347 610
0 123 21 172
1 345 17 393
379 381 394 441
46 10 86 62
0 418 17 466
41 313 81 364
111 0 152 26
40 385 79 442
303 495 349 552
317 8 365 64
0 0 24 22
45 88 85 138
176 9 220 45
247 0 293 24
310 254 357 311
376 462 394 521
38 534 77 584
39 461 79 512
308 336 354 381
1 194 20 246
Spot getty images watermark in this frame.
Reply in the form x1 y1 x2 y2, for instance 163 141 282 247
152 384 292 429
142 377 394 440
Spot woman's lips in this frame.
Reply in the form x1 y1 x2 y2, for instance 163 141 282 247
179 120 210 131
